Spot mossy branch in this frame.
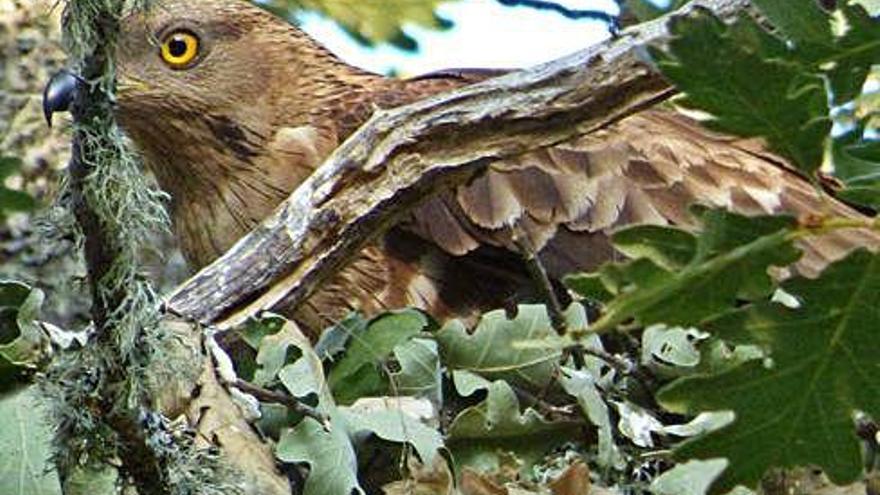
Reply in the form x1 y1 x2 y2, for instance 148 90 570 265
45 1 249 494
53 0 169 490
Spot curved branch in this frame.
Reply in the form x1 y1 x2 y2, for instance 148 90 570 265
164 0 752 329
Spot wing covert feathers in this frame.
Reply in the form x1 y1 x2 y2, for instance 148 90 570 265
406 109 878 277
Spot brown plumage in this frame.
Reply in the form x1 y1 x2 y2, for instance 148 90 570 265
114 0 876 336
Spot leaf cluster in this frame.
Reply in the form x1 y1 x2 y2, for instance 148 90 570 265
258 0 454 51
218 205 877 495
654 0 880 207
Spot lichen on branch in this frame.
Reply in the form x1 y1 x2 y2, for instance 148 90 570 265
43 1 247 494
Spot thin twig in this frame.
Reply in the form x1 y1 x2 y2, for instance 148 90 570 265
233 379 329 428
510 383 583 423
510 224 591 368
579 346 655 391
511 227 566 335
496 0 618 25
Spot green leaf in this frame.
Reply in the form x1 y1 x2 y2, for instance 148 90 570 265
451 370 492 397
277 417 362 495
0 156 35 220
264 0 453 50
391 337 441 402
754 2 880 105
436 304 571 390
278 356 322 399
735 1 880 104
272 320 336 414
694 338 765 377
591 210 800 332
658 250 880 492
823 4 880 103
340 408 442 464
612 225 697 270
314 313 366 361
448 379 568 440
650 459 729 495
641 325 702 369
276 316 443 492
447 379 580 474
560 367 623 469
751 0 833 46
0 386 62 495
273 319 364 495
0 282 49 372
252 316 304 387
237 314 286 350
563 273 614 303
613 400 665 448
654 9 831 172
327 309 428 404
833 135 880 209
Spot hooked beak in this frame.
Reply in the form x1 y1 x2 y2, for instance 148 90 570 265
42 70 82 128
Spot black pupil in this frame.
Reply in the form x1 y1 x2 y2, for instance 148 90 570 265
168 36 189 58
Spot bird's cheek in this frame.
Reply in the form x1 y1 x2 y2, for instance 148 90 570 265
111 93 153 144
115 74 151 97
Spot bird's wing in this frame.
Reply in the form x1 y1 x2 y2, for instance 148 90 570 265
290 71 877 333
400 108 878 277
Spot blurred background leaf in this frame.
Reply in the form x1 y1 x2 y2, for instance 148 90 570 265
259 0 456 50
0 386 62 495
0 156 35 221
623 0 687 23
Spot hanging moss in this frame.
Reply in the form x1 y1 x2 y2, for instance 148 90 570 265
41 1 246 493
72 113 168 355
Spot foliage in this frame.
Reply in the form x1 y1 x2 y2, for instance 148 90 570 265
1 281 87 391
256 316 440 495
0 281 45 377
653 9 830 172
624 0 689 22
260 0 454 50
232 204 877 494
578 210 801 333
435 304 569 389
649 459 728 495
0 386 62 495
0 156 35 221
659 250 880 491
326 309 429 404
654 0 880 196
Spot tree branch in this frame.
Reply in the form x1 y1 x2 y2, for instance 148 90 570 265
233 379 329 427
164 0 752 329
495 0 618 25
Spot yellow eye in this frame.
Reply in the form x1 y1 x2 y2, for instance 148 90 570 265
160 31 199 68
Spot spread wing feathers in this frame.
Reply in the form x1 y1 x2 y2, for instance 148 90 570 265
404 109 878 277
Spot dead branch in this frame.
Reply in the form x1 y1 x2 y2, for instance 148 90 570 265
164 0 752 329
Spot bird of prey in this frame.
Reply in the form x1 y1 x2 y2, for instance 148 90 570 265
44 0 877 338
